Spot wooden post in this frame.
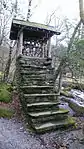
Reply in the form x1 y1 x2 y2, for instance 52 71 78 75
44 42 48 58
19 31 23 55
16 32 23 57
47 38 51 58
42 43 45 58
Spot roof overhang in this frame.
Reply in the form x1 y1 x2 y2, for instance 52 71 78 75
10 19 61 42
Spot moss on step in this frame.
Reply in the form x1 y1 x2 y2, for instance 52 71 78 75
69 101 84 115
63 87 72 92
34 116 75 133
61 90 73 98
66 116 75 126
59 108 69 112
0 107 14 118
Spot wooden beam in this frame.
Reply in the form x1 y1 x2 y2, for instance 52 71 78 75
47 38 51 58
16 32 23 57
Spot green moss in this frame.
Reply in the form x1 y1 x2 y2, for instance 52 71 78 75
61 90 73 98
69 101 84 115
59 108 69 113
0 83 12 103
63 87 72 91
0 107 14 118
67 116 75 125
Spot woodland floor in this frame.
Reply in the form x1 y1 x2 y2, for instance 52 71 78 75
0 93 84 149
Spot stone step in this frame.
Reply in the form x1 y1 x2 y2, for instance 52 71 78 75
21 76 54 82
21 74 54 82
20 85 54 89
27 101 59 107
24 93 59 103
18 55 52 66
22 78 45 80
24 93 59 97
20 70 49 75
26 101 59 112
20 64 47 69
34 117 75 133
28 109 69 118
20 86 55 94
18 55 48 61
20 77 54 86
21 80 54 86
21 74 46 78
30 109 69 125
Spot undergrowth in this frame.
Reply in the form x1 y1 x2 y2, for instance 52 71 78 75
0 107 14 118
0 83 13 103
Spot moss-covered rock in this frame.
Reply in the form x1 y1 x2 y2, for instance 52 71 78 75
60 90 73 98
69 100 84 115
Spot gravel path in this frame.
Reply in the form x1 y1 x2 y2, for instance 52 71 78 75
0 118 84 149
0 118 46 149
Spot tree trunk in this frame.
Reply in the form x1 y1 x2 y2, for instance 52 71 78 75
79 0 84 21
3 45 12 82
27 0 32 20
54 20 82 87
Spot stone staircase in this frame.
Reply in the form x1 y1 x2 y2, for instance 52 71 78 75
16 55 75 133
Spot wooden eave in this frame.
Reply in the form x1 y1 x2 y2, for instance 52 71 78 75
10 19 60 42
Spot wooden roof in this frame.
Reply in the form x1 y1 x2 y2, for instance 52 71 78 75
10 19 60 42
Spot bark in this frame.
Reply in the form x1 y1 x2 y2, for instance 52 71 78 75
27 0 32 20
79 0 84 21
57 70 63 93
67 19 82 54
3 0 18 82
3 45 12 82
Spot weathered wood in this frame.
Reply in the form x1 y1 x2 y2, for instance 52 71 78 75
47 38 51 58
16 32 23 57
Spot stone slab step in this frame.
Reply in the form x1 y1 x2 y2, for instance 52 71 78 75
28 109 69 118
20 86 54 94
22 78 45 80
21 77 54 82
21 81 54 86
18 55 52 66
26 102 59 112
22 77 53 81
20 86 54 89
24 93 59 103
21 74 46 78
21 78 54 86
34 117 75 133
27 101 59 107
31 113 68 124
24 93 59 97
20 70 48 75
20 64 47 69
18 55 48 61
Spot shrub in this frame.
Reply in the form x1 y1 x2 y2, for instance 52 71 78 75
0 83 12 103
0 107 14 118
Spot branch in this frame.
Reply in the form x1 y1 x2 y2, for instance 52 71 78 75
67 19 82 53
54 20 82 86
